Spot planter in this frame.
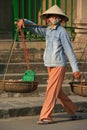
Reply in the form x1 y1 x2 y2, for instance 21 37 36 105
0 80 38 93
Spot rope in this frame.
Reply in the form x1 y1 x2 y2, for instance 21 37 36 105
3 29 30 81
3 30 18 81
20 29 30 70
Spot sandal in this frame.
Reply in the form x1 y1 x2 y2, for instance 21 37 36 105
37 119 54 125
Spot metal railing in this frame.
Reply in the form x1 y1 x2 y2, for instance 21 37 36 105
12 0 75 41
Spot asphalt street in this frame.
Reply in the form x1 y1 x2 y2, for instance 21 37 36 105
0 112 87 130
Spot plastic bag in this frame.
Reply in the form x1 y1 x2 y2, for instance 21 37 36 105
22 70 36 82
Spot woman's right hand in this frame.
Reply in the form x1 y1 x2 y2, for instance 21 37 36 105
16 19 24 30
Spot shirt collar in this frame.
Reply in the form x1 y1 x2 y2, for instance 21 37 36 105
49 24 59 30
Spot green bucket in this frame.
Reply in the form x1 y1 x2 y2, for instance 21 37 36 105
22 70 36 82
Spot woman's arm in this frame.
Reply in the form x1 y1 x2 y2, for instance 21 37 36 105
17 19 46 37
24 19 46 37
60 27 81 79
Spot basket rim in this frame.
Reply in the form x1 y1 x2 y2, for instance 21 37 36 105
69 81 87 87
0 80 38 84
69 81 87 84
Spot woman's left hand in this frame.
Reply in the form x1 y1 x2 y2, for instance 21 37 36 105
73 72 81 80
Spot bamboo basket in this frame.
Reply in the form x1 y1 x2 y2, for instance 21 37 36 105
69 42 87 97
69 81 87 97
0 30 38 93
0 80 38 93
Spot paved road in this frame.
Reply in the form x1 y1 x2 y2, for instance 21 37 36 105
0 112 87 130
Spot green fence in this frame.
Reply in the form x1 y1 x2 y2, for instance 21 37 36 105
12 0 75 41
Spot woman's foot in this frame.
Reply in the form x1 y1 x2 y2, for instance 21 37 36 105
37 119 54 125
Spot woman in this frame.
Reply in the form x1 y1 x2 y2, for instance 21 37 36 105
17 5 81 124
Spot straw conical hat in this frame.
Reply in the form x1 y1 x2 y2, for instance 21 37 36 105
40 5 69 22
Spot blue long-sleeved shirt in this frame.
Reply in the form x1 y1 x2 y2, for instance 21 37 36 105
24 19 79 72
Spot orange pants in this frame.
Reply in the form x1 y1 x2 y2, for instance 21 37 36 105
39 67 78 121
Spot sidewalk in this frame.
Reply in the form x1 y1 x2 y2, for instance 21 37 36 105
0 95 87 119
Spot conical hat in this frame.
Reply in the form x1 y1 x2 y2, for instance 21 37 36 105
40 5 69 22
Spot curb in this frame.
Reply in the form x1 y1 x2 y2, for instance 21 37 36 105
0 101 87 119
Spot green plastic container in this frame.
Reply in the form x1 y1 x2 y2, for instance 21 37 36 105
22 70 36 82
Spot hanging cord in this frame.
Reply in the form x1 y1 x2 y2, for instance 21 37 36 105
3 29 30 81
3 30 18 81
14 20 30 69
79 43 87 61
80 53 87 96
79 43 87 82
19 29 30 70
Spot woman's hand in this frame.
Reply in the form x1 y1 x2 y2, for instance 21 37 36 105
73 72 81 80
16 19 24 30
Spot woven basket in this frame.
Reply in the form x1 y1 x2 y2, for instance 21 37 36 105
0 80 38 93
69 82 87 97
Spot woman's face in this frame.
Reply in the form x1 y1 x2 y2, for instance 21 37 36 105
46 15 61 25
